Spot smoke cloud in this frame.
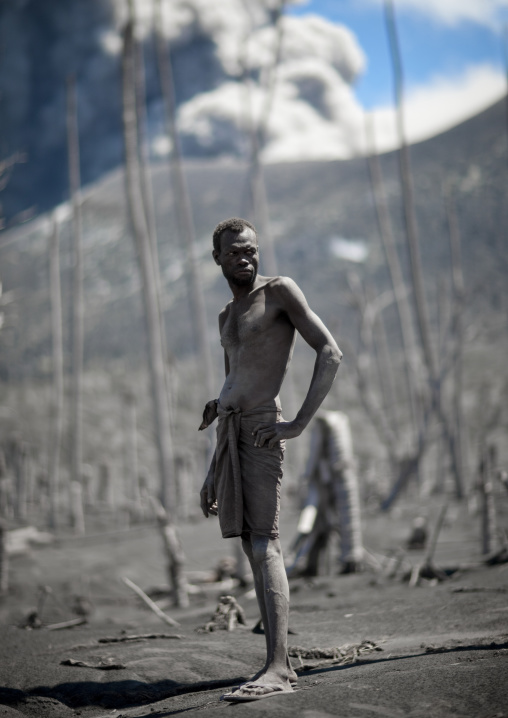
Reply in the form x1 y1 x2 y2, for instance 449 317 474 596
0 0 366 221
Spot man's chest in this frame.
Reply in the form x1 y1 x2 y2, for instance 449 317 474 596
220 294 285 350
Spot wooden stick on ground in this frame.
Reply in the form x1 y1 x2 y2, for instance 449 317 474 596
122 576 180 627
425 503 448 565
46 617 87 631
409 503 448 587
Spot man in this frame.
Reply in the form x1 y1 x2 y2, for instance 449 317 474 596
199 217 342 702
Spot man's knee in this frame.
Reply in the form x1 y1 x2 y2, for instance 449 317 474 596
250 535 281 564
241 535 254 561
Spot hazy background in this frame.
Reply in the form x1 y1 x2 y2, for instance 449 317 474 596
0 0 507 532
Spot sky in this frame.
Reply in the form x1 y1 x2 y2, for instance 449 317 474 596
100 0 508 162
288 0 508 149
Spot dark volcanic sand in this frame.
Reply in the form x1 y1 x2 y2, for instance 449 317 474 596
0 498 507 718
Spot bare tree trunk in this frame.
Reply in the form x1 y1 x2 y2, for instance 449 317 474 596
0 450 7 518
364 115 420 437
66 75 85 529
133 29 170 383
153 0 214 401
97 463 113 505
445 186 467 497
48 214 64 530
122 390 141 519
384 2 436 381
0 520 7 596
134 38 158 266
369 288 401 437
503 27 508 176
122 13 188 607
122 13 176 512
13 439 27 522
384 0 463 498
479 445 497 555
149 495 189 608
70 481 85 536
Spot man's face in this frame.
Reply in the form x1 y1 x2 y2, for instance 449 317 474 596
213 227 259 287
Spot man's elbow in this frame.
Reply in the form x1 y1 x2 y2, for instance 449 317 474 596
324 343 342 369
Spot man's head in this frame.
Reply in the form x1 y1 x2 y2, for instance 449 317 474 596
212 217 259 287
212 217 257 254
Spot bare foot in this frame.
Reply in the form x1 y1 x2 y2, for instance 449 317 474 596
222 680 293 702
240 657 298 686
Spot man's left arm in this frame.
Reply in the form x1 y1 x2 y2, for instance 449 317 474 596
253 277 342 448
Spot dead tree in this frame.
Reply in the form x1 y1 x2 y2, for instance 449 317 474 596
97 463 113 505
384 0 464 499
239 0 285 276
70 481 85 535
132 19 171 394
122 389 142 519
153 0 214 400
344 272 430 510
122 13 187 605
444 185 467 495
12 437 28 522
149 496 189 608
478 445 497 556
122 13 174 508
48 214 64 530
0 520 7 596
364 114 421 438
0 449 7 518
503 27 508 176
66 75 85 530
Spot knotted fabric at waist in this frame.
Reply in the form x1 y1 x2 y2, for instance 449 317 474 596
211 402 281 538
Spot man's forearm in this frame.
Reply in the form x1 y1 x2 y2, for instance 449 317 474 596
293 342 342 431
206 451 216 482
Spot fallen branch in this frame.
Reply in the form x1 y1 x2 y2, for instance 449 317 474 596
289 640 382 671
122 576 180 627
409 503 448 587
98 632 182 643
61 657 126 670
46 618 87 631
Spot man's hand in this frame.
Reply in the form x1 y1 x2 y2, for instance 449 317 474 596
199 399 219 431
200 475 218 518
252 420 303 448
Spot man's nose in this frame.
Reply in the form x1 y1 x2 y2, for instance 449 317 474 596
238 256 249 265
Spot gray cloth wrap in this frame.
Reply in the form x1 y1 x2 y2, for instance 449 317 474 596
213 403 285 539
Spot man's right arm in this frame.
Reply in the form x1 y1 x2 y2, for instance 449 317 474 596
199 307 230 517
200 452 217 517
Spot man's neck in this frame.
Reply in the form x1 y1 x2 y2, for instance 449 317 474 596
228 275 263 301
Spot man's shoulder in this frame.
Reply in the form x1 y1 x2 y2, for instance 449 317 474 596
218 301 232 323
263 275 305 303
219 300 233 316
262 275 300 294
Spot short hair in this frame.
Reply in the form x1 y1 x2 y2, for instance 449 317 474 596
212 217 257 253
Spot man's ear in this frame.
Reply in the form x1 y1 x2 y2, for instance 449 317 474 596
212 249 220 266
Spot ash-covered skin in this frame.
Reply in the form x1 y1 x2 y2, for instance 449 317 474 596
200 218 342 701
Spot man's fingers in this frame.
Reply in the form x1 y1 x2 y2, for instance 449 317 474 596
255 427 277 447
252 423 271 436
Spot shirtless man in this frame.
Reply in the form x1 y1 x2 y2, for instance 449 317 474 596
199 217 342 702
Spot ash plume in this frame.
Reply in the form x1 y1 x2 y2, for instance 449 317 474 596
0 0 366 222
